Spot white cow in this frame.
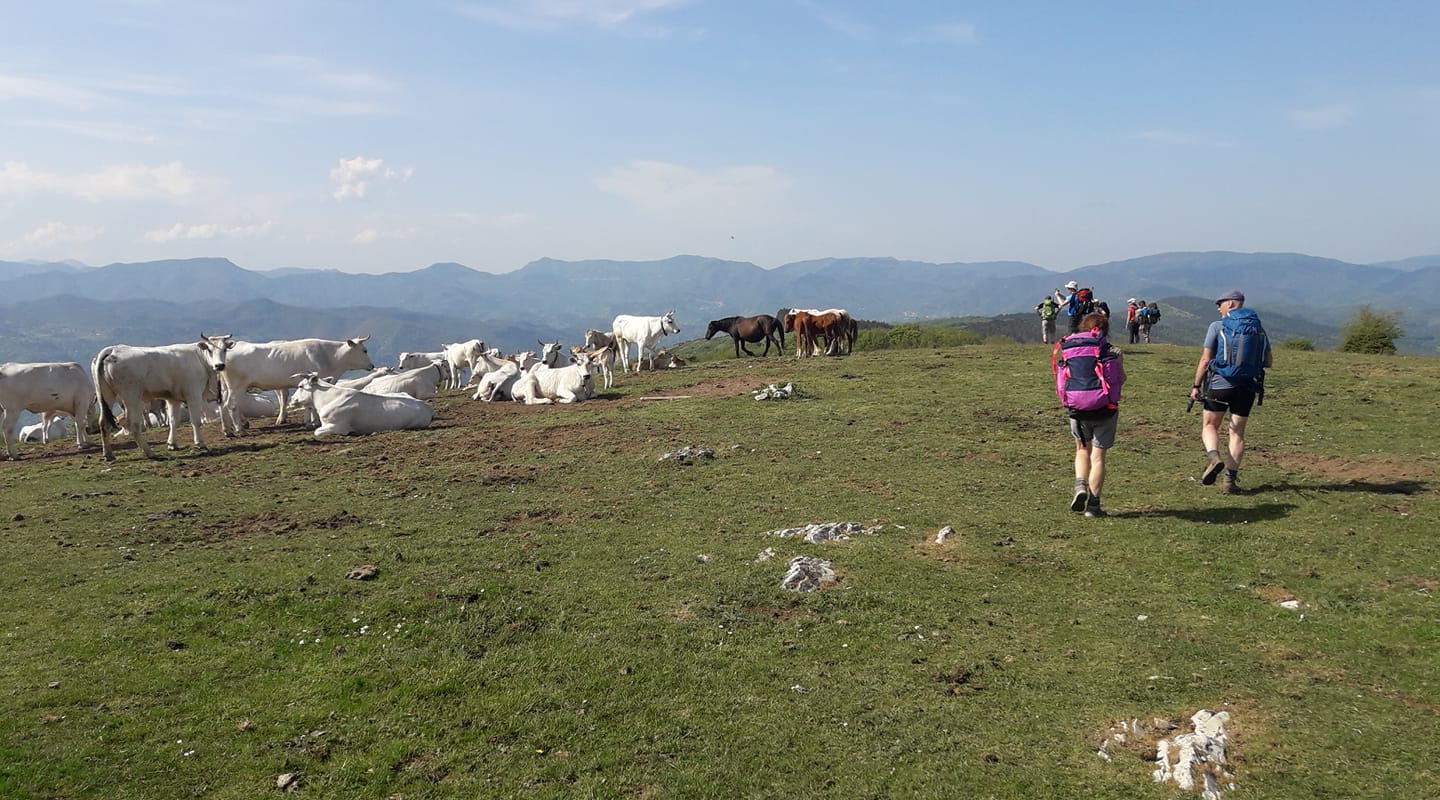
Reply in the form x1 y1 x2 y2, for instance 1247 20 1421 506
218 337 374 435
574 344 617 391
286 368 395 428
441 339 487 390
364 362 444 400
612 311 680 373
294 374 433 437
93 334 235 461
0 361 97 459
510 357 595 405
398 351 453 386
473 361 522 402
17 415 69 444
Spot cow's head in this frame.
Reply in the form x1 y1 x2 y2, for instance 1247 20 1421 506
663 310 680 335
538 340 563 367
198 332 234 372
341 336 375 371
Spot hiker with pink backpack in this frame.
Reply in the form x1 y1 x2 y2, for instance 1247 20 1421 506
1053 312 1127 518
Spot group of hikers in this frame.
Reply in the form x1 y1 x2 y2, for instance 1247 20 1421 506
1048 287 1271 518
1034 282 1161 345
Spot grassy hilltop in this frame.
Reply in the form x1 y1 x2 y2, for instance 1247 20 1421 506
1 343 1436 798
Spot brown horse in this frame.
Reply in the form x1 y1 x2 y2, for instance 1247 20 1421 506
705 314 785 357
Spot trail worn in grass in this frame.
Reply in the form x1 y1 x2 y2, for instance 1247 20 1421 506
2 344 1436 798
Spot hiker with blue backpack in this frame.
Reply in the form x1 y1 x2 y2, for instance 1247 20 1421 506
1053 280 1094 334
1053 311 1126 518
1189 289 1271 495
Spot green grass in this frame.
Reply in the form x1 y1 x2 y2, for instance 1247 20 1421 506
2 344 1437 798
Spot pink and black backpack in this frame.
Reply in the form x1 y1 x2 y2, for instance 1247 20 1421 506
1052 329 1124 411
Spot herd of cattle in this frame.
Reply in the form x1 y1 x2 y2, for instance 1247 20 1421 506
0 307 856 463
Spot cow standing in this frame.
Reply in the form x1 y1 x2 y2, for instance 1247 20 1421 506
611 311 680 373
217 337 374 435
92 334 235 461
0 361 96 459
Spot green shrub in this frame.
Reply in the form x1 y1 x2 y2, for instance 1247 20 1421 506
1339 306 1403 354
1281 338 1315 351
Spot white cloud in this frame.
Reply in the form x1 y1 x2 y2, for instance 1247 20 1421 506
329 156 414 200
352 226 417 244
1288 103 1355 130
455 211 537 227
595 160 790 212
0 161 195 201
143 221 274 243
0 73 102 109
18 119 159 143
9 222 104 249
453 0 689 30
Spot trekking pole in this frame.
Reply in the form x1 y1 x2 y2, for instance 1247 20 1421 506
1186 395 1195 414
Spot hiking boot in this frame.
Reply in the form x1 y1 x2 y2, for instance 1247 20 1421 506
1070 487 1089 512
1084 499 1108 518
1221 473 1241 495
1200 454 1225 485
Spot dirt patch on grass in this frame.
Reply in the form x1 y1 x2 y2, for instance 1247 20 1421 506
1267 452 1438 485
200 511 301 540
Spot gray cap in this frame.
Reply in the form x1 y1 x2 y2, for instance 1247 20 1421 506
1215 289 1245 303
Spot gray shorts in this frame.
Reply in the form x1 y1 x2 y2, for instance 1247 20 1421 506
1070 413 1117 449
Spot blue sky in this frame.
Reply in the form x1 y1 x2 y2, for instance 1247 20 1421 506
2 1 1436 274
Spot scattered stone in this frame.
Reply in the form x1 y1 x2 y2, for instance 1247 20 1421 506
755 547 777 562
766 521 879 543
11 513 23 522
276 772 301 792
1153 710 1235 798
752 382 797 400
659 445 714 463
781 555 837 592
935 526 956 543
345 565 379 581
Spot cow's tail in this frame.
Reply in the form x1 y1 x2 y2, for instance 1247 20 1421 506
92 348 120 433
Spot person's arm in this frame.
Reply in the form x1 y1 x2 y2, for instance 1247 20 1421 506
1190 347 1214 399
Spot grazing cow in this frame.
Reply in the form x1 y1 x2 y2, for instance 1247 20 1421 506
218 337 374 435
510 357 595 405
398 351 453 387
294 374 433 437
93 334 235 461
0 361 96 459
612 311 680 373
705 314 785 358
364 362 444 400
441 339 487 390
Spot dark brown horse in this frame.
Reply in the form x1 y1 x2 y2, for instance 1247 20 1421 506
705 314 785 357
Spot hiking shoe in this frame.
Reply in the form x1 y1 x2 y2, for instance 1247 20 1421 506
1221 474 1241 495
1070 487 1089 512
1084 501 1108 518
1200 454 1225 485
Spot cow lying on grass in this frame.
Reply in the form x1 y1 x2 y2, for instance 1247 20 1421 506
293 374 432 437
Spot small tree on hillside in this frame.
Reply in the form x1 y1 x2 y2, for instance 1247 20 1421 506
1339 306 1403 355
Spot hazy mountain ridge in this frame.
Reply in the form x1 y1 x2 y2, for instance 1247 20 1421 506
1 251 1435 365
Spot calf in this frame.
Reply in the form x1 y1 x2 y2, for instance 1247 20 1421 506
442 338 487 390
295 374 433 437
0 361 96 459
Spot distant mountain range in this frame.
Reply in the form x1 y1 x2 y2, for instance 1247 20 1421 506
2 251 1436 366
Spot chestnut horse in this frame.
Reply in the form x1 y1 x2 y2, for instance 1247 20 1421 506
705 314 785 358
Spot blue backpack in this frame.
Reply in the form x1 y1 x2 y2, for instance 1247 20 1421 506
1212 307 1267 390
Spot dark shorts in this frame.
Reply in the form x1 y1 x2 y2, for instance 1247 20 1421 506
1069 409 1117 449
1202 386 1257 417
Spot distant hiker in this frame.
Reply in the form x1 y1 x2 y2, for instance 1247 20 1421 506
1189 289 1271 495
1053 311 1126 518
1139 301 1161 343
1035 296 1060 343
1126 298 1141 344
1053 280 1085 334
